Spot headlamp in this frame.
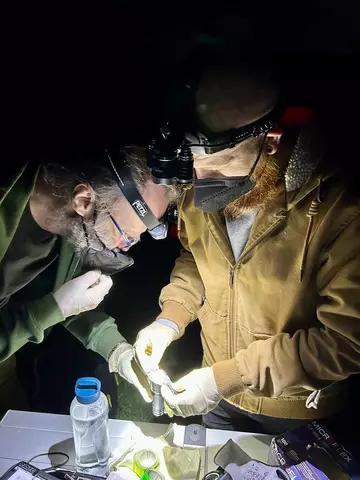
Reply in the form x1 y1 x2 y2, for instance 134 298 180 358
107 149 168 241
147 81 286 185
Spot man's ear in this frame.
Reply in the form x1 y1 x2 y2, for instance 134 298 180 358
265 128 283 155
72 184 96 218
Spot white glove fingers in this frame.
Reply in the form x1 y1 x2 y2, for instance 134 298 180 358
170 377 186 391
161 385 186 417
160 368 221 418
53 270 112 318
78 269 102 286
136 351 161 374
85 275 113 307
131 378 152 403
89 274 113 295
134 337 158 372
134 322 177 374
111 343 153 404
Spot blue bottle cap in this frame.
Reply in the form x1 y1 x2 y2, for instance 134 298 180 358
75 377 101 404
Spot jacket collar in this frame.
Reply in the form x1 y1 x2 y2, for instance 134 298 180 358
200 126 329 267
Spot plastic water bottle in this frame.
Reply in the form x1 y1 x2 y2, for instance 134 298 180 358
70 377 111 468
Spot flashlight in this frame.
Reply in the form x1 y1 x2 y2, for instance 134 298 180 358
147 369 180 417
147 370 168 417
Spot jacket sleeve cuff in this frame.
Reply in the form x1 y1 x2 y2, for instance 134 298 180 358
156 301 193 337
213 358 246 397
28 293 65 332
94 327 126 361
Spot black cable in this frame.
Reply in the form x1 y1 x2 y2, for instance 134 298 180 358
28 452 70 470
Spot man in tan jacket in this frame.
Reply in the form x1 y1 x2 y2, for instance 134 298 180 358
134 58 360 434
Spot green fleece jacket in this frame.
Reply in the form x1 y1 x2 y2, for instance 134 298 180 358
0 164 125 362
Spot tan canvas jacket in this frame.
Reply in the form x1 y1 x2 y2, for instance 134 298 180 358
157 156 360 419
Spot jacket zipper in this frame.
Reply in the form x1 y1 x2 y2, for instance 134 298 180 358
228 215 286 359
229 268 235 288
229 266 235 358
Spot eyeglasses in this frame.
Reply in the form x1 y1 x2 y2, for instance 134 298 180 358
110 215 168 249
110 215 139 249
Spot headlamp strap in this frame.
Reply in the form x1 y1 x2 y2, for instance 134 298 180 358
106 149 162 232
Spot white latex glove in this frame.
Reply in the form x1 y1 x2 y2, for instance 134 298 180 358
54 270 112 318
134 322 178 374
108 342 152 403
161 367 221 417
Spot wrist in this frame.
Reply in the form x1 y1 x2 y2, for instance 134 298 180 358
155 318 179 338
108 341 131 373
156 301 192 336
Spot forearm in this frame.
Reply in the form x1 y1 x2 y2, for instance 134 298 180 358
213 326 360 398
0 294 64 361
63 311 126 360
157 249 205 335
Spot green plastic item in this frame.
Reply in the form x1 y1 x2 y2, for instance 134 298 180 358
140 470 165 480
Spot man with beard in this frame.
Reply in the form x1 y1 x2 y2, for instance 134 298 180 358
0 148 179 411
134 59 360 434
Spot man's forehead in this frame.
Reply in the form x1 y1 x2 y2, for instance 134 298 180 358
142 181 169 219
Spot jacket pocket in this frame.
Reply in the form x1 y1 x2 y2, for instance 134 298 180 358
237 326 272 348
203 292 228 318
198 300 228 365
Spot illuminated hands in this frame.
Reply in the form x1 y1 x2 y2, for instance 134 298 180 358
134 322 178 373
161 367 221 417
54 270 112 318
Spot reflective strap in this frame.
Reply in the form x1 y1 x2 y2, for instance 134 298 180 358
106 149 163 232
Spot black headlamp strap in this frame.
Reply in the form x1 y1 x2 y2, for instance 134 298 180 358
190 92 286 153
106 150 162 232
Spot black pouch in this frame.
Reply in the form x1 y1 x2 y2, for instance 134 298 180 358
79 247 134 276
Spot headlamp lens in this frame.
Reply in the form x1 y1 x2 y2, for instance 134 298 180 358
148 221 168 240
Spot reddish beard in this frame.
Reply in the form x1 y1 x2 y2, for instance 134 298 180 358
223 152 285 220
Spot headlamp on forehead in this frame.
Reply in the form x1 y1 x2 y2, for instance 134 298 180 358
107 149 168 241
147 82 285 185
185 114 277 156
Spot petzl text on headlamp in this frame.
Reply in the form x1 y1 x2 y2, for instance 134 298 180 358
107 149 168 240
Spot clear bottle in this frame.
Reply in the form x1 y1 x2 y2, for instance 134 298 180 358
70 377 111 468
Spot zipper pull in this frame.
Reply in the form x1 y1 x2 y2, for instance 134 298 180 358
229 268 235 288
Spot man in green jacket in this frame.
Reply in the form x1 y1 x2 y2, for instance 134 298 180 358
0 148 178 411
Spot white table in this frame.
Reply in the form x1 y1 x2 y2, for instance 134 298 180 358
0 411 272 479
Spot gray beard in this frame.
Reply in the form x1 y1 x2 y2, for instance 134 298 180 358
57 208 112 254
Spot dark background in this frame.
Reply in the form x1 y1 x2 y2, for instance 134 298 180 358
2 1 360 153
2 1 360 432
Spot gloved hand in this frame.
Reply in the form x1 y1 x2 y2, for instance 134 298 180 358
109 342 152 403
134 321 178 374
161 367 221 417
54 270 112 318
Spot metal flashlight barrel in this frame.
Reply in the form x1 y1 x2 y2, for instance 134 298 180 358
147 369 168 417
149 379 165 417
